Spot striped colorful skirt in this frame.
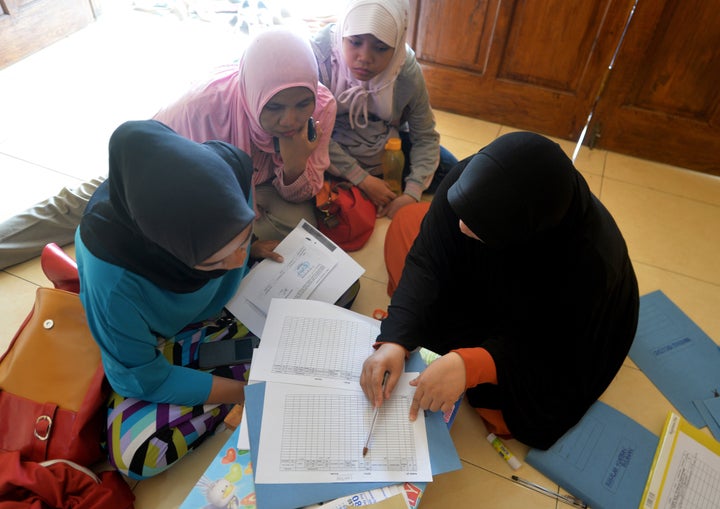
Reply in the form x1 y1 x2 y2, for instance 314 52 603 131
106 312 250 480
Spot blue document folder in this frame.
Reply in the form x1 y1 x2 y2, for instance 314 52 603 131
629 290 720 428
694 396 720 441
526 401 657 509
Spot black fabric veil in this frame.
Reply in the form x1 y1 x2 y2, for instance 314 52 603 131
80 120 255 293
447 131 583 248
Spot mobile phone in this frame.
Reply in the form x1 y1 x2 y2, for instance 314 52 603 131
198 336 259 370
307 117 317 141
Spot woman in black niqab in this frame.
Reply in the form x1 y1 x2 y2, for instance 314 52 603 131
362 131 639 449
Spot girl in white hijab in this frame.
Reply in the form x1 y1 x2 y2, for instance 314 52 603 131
312 0 457 218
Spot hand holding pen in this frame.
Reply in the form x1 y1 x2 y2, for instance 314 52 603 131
363 371 389 457
359 343 407 408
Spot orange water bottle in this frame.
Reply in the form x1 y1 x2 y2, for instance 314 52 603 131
382 137 404 195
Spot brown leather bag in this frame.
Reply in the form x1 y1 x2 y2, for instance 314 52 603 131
0 287 108 466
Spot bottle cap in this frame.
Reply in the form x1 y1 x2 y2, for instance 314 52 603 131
385 137 401 151
507 455 522 470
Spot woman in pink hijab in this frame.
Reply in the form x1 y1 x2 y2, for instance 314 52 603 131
154 28 337 241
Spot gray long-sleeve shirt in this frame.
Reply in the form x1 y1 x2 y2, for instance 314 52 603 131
311 25 440 201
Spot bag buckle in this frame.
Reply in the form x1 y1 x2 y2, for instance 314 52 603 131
321 213 340 228
34 415 53 441
316 192 340 228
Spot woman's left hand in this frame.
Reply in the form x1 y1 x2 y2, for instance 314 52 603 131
250 239 284 263
408 352 466 421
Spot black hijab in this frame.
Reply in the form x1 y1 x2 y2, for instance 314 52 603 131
80 120 255 293
447 131 583 249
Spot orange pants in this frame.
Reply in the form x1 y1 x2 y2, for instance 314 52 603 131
384 201 431 297
383 202 511 436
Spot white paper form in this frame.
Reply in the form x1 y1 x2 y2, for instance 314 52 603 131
254 374 431 485
247 299 432 485
656 433 720 509
242 242 336 313
226 219 365 337
238 299 379 448
646 414 720 509
249 298 379 389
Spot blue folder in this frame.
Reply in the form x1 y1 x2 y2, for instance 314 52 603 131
629 290 720 428
526 401 657 509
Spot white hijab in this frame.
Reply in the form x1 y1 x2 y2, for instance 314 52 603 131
330 0 409 129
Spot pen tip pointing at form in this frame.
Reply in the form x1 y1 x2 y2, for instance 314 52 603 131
362 446 369 457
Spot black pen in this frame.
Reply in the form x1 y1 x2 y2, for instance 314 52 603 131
511 475 587 508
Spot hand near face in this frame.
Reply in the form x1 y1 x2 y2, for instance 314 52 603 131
277 119 321 182
259 86 317 185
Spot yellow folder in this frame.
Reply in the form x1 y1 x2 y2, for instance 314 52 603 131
639 411 720 509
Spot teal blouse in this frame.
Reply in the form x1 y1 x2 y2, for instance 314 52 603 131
75 229 245 406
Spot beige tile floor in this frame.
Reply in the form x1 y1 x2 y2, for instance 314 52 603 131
2 4 720 508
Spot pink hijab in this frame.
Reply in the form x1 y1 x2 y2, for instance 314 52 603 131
237 28 320 157
153 28 334 197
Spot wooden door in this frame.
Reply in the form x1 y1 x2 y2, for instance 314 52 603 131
411 0 720 175
410 0 633 139
0 0 96 70
590 0 720 175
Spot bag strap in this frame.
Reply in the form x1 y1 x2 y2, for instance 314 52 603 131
30 402 58 460
40 458 100 483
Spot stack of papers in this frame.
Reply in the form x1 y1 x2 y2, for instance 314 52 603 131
226 219 365 337
242 299 461 509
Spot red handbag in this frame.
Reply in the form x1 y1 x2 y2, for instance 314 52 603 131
315 179 377 251
0 450 135 508
0 245 108 467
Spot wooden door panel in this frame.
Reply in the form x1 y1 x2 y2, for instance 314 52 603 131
591 0 720 174
0 0 95 70
414 0 633 139
500 1 607 91
412 0 493 72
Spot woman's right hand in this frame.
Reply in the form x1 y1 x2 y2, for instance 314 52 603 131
250 239 284 263
277 119 321 184
360 343 407 408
